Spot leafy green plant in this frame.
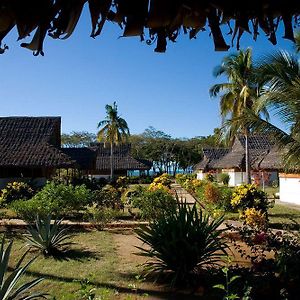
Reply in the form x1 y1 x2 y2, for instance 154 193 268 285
91 185 122 209
11 182 91 220
213 256 240 300
0 237 47 299
130 188 176 220
231 184 271 217
24 215 72 256
219 173 230 186
85 204 118 230
135 202 228 284
0 181 34 207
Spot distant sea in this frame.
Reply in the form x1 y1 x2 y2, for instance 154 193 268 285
128 167 194 177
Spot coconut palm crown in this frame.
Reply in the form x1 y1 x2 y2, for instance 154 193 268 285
209 48 269 183
97 102 130 179
240 50 300 169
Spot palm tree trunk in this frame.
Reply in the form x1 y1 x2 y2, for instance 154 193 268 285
110 142 114 179
245 132 251 184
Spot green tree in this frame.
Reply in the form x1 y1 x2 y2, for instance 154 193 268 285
97 101 130 179
61 131 96 148
210 48 268 183
239 50 300 168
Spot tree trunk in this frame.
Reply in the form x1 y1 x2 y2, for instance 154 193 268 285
110 142 114 179
245 132 251 184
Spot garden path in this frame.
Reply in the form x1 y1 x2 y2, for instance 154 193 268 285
171 183 197 204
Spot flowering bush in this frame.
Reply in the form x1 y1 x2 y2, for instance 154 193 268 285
241 208 267 229
148 173 172 193
152 173 172 187
0 182 34 207
231 184 270 213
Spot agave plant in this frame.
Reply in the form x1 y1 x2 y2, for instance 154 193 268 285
135 202 228 284
0 237 47 299
24 215 72 257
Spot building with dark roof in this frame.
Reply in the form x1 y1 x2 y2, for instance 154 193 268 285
0 116 75 186
63 143 152 178
195 134 281 186
0 117 151 187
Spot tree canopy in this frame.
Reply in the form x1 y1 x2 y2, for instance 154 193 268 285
130 127 223 175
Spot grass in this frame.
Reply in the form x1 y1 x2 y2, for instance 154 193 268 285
224 204 300 229
268 204 300 229
5 230 150 300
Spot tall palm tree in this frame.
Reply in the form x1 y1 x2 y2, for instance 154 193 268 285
97 102 130 179
209 48 269 183
239 50 300 169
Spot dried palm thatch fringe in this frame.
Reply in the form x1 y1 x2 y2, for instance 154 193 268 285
0 0 299 55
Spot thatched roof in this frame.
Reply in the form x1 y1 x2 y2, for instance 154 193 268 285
62 147 96 170
194 148 229 170
92 143 152 171
63 143 152 171
0 117 75 168
0 1 299 55
196 134 281 171
259 147 283 170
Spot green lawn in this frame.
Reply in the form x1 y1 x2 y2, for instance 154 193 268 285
268 204 300 229
6 230 150 300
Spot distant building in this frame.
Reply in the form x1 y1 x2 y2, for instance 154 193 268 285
194 134 279 186
63 143 152 179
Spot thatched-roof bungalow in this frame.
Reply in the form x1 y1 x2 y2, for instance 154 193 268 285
194 148 229 180
0 116 152 187
195 135 279 186
63 143 152 178
0 116 75 187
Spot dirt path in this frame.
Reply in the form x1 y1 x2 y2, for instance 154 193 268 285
171 183 197 204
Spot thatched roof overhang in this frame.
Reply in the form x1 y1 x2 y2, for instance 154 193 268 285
259 147 284 170
62 147 96 170
0 117 75 168
0 1 299 56
194 148 229 170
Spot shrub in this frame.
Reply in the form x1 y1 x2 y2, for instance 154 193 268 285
204 182 221 204
85 204 118 230
219 173 230 186
0 181 34 207
241 208 267 229
131 188 177 220
92 185 122 209
218 186 233 211
0 237 46 299
11 182 91 220
205 173 216 182
231 184 270 214
24 214 72 257
135 202 228 284
151 173 172 188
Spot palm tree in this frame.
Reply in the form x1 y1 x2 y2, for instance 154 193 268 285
97 102 130 179
209 48 269 184
239 50 300 169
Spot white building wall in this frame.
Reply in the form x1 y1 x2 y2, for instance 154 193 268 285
196 170 204 180
279 174 300 205
222 169 246 186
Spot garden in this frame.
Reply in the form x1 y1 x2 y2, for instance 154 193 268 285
0 172 300 299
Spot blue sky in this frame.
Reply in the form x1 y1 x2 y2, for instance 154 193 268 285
0 8 296 138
